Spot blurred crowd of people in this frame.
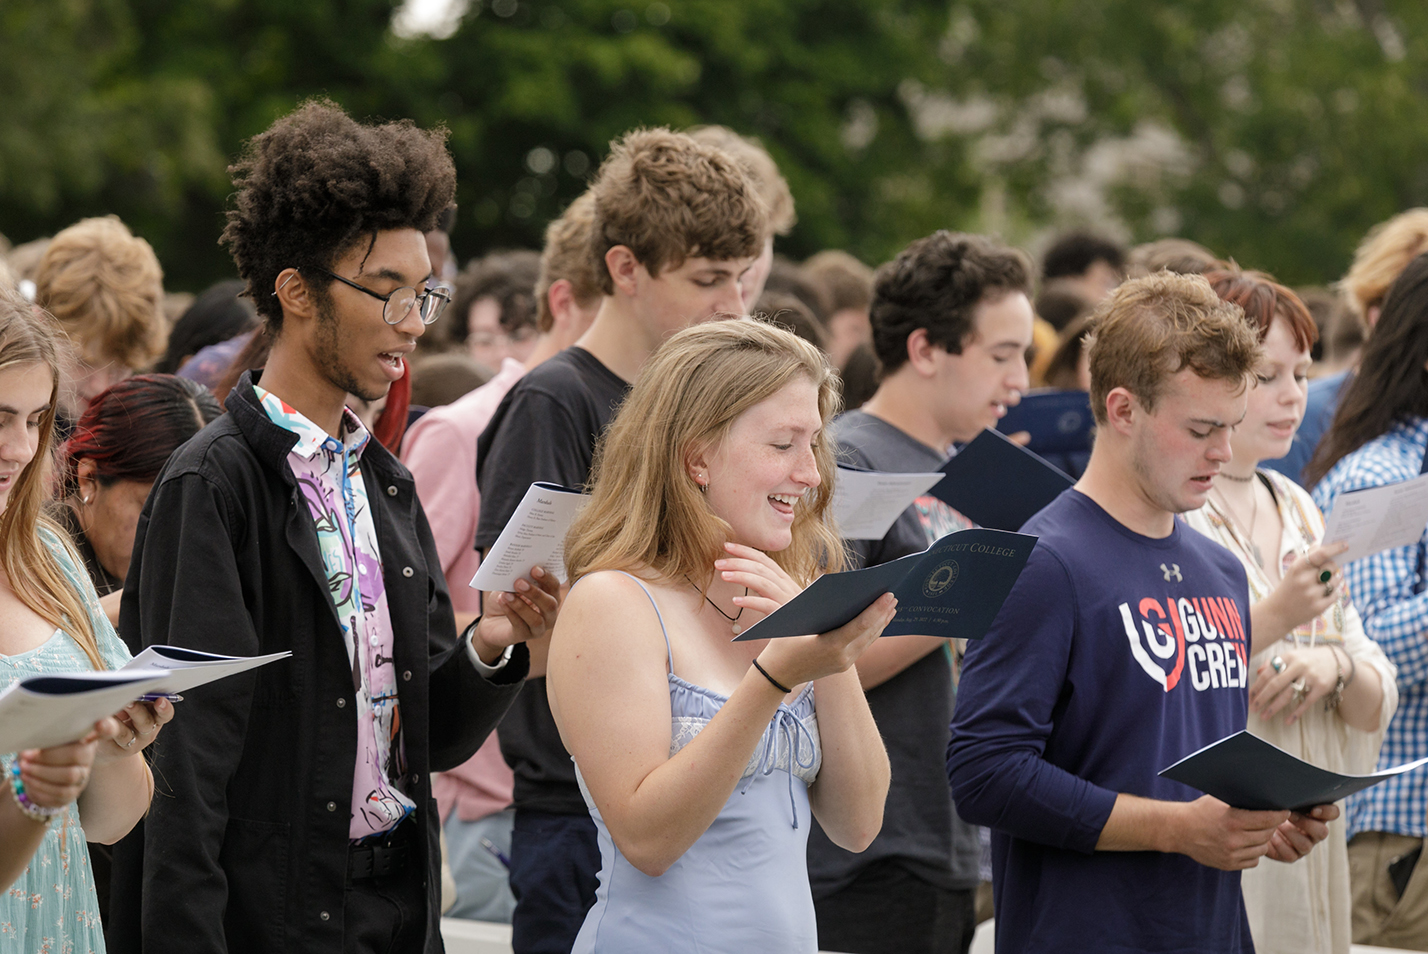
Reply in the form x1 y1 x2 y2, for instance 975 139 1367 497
2 96 1428 954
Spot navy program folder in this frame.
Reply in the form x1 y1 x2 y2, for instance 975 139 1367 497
996 388 1095 456
931 428 1075 532
732 527 1035 642
1159 730 1428 812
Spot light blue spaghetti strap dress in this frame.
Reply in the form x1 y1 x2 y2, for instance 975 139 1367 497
0 528 132 954
570 572 823 954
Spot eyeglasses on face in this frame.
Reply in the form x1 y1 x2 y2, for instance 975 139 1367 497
274 266 454 326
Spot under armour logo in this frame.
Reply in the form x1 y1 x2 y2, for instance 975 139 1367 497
1161 563 1182 583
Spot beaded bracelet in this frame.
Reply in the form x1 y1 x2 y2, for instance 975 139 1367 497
8 759 64 823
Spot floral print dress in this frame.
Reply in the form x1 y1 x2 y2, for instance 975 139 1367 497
0 529 131 954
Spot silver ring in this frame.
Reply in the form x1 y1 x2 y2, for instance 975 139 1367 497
1271 655 1285 673
1292 679 1309 701
1324 584 1334 598
120 732 138 749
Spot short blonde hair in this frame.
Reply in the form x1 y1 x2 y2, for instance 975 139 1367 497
34 216 165 369
687 125 796 235
1086 272 1260 425
1341 208 1428 321
589 128 768 295
536 192 602 333
566 318 844 588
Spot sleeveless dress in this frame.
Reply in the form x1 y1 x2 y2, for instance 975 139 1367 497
570 573 823 954
0 529 132 954
1184 471 1396 954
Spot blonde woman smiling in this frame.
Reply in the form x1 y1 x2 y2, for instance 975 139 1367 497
548 319 892 953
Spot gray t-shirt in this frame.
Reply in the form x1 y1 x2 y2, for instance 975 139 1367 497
806 409 982 897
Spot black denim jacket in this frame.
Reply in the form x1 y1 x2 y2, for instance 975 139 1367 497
108 372 527 954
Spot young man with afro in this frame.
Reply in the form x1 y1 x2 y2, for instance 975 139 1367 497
108 100 554 954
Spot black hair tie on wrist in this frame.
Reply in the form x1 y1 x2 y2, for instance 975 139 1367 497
752 658 792 695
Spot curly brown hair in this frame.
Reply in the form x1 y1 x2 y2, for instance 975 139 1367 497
589 128 767 295
1086 272 1260 426
870 231 1032 375
220 99 456 331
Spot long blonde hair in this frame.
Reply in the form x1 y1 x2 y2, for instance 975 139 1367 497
566 318 846 590
0 286 105 669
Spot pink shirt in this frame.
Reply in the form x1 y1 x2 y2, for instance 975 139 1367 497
403 357 527 614
403 357 526 822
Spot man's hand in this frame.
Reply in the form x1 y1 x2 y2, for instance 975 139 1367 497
1266 804 1338 863
472 564 563 663
1170 796 1289 870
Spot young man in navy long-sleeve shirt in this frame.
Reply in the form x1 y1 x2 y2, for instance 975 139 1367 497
948 272 1338 953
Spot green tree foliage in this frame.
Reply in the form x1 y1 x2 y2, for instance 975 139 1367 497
2 0 1427 290
412 0 973 271
921 0 1428 283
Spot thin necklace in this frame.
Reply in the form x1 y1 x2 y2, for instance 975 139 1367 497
685 575 750 636
1219 471 1255 483
1213 481 1263 568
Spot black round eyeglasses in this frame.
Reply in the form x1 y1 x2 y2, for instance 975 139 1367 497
275 266 453 325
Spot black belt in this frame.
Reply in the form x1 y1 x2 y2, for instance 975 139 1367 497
347 822 416 883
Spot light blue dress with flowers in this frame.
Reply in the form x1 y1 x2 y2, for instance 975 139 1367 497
0 528 131 954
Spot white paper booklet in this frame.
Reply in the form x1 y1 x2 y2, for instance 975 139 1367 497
0 669 172 753
120 646 292 694
1321 473 1428 565
470 482 590 592
832 466 946 540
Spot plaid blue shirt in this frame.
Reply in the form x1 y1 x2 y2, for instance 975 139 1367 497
1312 416 1428 839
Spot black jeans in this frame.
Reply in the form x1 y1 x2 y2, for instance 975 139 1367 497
508 810 600 954
815 859 976 954
343 865 426 954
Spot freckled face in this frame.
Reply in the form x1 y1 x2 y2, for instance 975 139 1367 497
699 377 823 552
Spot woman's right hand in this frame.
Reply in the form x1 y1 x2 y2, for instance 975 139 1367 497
1259 542 1349 638
754 592 898 690
14 717 120 811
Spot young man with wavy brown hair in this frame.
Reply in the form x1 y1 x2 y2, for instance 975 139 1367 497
474 126 767 954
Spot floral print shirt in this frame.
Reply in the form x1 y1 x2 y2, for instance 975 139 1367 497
255 386 415 840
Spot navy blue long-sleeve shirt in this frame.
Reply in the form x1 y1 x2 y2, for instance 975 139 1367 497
948 491 1254 953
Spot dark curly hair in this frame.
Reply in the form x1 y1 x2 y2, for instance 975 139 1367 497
1042 230 1125 281
444 250 541 348
220 99 457 331
869 231 1032 375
